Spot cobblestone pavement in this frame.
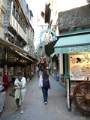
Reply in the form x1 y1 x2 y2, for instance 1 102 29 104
0 75 89 120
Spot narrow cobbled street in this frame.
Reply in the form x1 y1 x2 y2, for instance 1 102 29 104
1 75 88 120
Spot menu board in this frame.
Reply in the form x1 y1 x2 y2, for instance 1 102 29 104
69 53 90 81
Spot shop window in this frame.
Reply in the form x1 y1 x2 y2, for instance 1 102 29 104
0 10 4 25
12 5 15 16
16 10 19 21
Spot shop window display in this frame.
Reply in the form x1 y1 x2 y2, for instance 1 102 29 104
69 53 90 81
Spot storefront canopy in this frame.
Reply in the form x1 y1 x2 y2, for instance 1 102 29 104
54 34 90 53
0 38 34 62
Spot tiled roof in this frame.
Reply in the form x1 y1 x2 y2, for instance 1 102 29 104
58 4 90 33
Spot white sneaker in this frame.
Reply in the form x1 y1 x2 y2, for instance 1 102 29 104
44 101 48 105
20 110 24 114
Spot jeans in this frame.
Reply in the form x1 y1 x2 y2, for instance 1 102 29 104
42 88 48 102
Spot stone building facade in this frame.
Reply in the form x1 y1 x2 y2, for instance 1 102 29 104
0 0 6 39
0 0 36 81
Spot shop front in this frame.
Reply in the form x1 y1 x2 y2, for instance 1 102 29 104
54 31 90 113
0 38 35 84
55 32 90 80
69 53 90 81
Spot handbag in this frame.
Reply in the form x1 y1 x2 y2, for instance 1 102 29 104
38 75 43 88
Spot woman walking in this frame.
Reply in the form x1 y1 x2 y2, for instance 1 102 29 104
39 69 50 105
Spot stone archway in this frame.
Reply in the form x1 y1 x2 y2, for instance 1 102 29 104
39 28 56 47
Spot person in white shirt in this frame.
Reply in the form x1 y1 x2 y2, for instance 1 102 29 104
14 72 26 113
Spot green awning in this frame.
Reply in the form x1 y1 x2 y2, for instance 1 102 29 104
54 34 90 53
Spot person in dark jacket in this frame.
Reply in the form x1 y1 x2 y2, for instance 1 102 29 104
42 69 50 105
